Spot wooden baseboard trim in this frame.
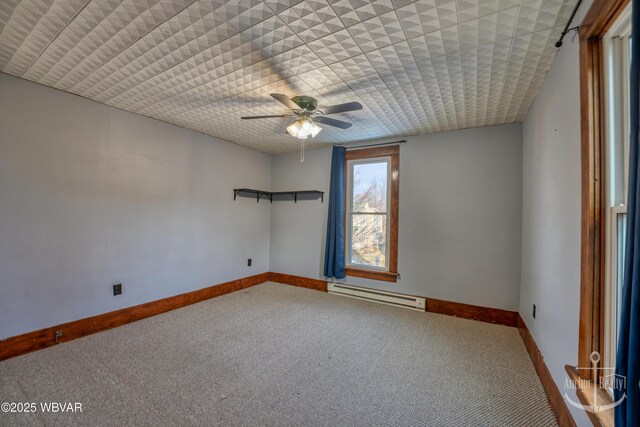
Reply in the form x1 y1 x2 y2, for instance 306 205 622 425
517 315 576 427
268 272 328 291
426 297 518 327
0 271 522 362
270 273 517 327
0 272 270 361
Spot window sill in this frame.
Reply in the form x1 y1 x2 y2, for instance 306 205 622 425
345 267 398 283
564 365 614 427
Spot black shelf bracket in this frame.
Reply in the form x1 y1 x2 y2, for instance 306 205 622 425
233 188 324 203
234 189 272 203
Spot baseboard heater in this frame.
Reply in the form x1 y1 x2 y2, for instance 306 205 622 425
328 283 426 312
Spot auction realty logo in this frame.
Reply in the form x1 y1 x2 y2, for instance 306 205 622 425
564 351 627 413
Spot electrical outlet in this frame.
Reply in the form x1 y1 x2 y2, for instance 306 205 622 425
247 258 252 267
533 304 536 319
113 283 122 296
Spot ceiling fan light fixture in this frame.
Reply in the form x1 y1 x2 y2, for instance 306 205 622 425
286 121 301 137
310 122 322 138
287 118 321 140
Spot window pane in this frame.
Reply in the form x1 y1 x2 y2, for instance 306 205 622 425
352 161 387 212
350 214 387 268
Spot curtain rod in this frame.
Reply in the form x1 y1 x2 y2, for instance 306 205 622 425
555 0 582 48
345 140 407 150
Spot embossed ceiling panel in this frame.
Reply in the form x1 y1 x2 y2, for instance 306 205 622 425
0 0 574 154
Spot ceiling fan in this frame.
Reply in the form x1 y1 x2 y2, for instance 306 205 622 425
241 94 363 141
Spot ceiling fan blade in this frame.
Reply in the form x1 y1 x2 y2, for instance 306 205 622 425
241 115 293 119
319 101 363 115
270 93 300 111
315 116 353 129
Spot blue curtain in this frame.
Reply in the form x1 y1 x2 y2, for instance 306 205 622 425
616 1 639 425
324 146 346 279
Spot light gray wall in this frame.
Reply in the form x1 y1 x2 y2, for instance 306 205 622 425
0 73 271 340
271 124 523 311
520 1 592 425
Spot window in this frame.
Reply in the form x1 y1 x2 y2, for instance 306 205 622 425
603 3 632 382
345 145 399 282
574 0 630 421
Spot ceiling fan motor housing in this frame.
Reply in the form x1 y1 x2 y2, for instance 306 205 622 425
291 96 318 112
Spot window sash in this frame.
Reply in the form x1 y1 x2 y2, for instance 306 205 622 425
604 205 626 393
346 157 391 271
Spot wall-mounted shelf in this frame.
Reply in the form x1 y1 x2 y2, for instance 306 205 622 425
233 188 324 203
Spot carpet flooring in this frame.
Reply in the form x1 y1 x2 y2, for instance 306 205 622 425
0 282 557 426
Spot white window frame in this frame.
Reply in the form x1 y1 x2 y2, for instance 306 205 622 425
602 2 632 384
345 156 392 272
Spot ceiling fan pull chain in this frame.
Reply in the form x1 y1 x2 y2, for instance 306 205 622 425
300 139 305 162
